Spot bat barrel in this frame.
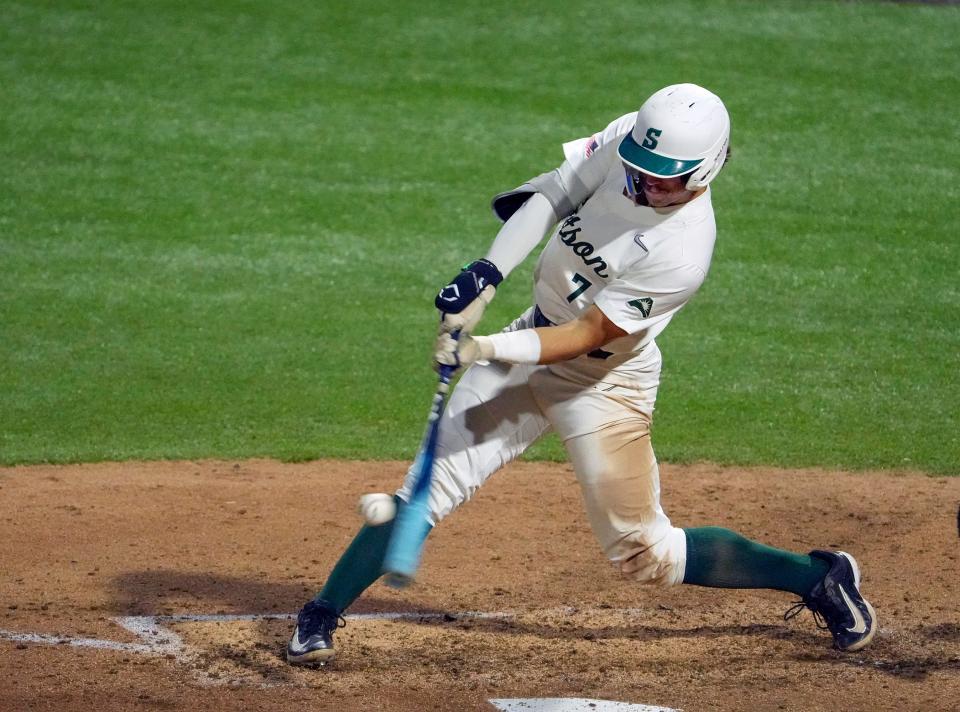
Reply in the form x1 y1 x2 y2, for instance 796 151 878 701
382 498 433 588
381 365 454 588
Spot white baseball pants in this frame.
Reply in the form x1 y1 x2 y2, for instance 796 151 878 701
397 308 687 586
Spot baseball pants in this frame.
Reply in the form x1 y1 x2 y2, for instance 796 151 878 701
397 309 687 586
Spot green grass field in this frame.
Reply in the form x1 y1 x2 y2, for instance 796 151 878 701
2 1 958 473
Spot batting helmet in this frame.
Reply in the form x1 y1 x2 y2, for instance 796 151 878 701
618 83 730 191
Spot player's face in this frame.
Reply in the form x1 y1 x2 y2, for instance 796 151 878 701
623 165 696 207
640 174 691 207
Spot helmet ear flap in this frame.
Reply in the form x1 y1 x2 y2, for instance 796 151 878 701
685 136 730 190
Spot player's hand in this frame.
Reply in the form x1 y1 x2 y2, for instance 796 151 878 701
434 333 494 370
435 259 503 334
440 284 496 334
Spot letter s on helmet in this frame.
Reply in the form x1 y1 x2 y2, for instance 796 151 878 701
618 83 730 190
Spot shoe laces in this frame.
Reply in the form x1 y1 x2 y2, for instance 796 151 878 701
783 599 829 631
299 601 346 636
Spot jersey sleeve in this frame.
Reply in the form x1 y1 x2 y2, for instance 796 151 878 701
592 261 706 335
560 112 636 186
492 112 636 223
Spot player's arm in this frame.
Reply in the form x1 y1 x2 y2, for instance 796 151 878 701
483 193 556 278
435 194 557 334
531 305 626 364
437 116 629 335
491 113 635 225
435 305 626 368
436 260 708 369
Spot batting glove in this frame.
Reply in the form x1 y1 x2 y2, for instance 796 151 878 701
434 333 494 370
435 259 503 334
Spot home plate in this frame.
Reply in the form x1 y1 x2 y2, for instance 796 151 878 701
489 699 678 712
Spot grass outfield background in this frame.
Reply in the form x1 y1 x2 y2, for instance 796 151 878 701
1 1 957 473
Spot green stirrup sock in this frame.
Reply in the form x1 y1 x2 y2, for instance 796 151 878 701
316 513 432 614
683 526 829 596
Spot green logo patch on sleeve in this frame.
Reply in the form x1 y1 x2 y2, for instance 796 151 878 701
628 297 653 318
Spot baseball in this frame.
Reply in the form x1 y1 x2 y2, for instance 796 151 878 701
357 493 397 526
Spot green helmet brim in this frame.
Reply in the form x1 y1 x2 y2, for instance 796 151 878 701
618 133 705 178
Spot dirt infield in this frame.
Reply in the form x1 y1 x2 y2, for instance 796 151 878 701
0 459 957 711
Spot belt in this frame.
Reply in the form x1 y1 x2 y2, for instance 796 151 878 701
533 306 612 360
532 305 553 328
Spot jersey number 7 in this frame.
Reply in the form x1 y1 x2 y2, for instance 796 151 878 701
567 273 592 302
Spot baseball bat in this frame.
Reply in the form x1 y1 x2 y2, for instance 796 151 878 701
382 363 455 588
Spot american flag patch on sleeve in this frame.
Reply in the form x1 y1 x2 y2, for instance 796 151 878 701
584 134 599 157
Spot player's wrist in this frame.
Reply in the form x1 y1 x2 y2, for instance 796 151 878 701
470 335 496 362
435 259 503 334
465 258 503 289
485 330 541 364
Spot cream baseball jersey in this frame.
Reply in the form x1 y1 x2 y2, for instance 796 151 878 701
532 113 717 383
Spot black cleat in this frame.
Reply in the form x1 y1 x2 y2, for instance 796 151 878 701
286 598 345 666
785 550 877 652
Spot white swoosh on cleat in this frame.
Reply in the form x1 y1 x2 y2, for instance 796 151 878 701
838 584 867 634
289 626 307 653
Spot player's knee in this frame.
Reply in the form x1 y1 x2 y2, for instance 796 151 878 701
395 457 474 525
609 525 686 587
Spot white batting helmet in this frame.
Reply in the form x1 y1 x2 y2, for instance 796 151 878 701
618 83 730 190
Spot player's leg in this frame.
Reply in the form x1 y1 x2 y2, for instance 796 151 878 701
537 372 876 651
288 356 551 664
321 357 549 612
681 527 828 593
561 413 689 586
564 415 876 650
682 529 877 651
531 367 687 584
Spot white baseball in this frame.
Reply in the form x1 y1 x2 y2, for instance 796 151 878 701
357 493 397 526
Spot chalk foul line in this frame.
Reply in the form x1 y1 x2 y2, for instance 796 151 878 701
0 607 572 660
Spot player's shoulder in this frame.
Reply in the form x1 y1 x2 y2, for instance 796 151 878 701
562 111 636 164
592 112 638 155
600 111 638 142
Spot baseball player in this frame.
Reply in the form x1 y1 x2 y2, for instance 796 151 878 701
287 84 877 665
